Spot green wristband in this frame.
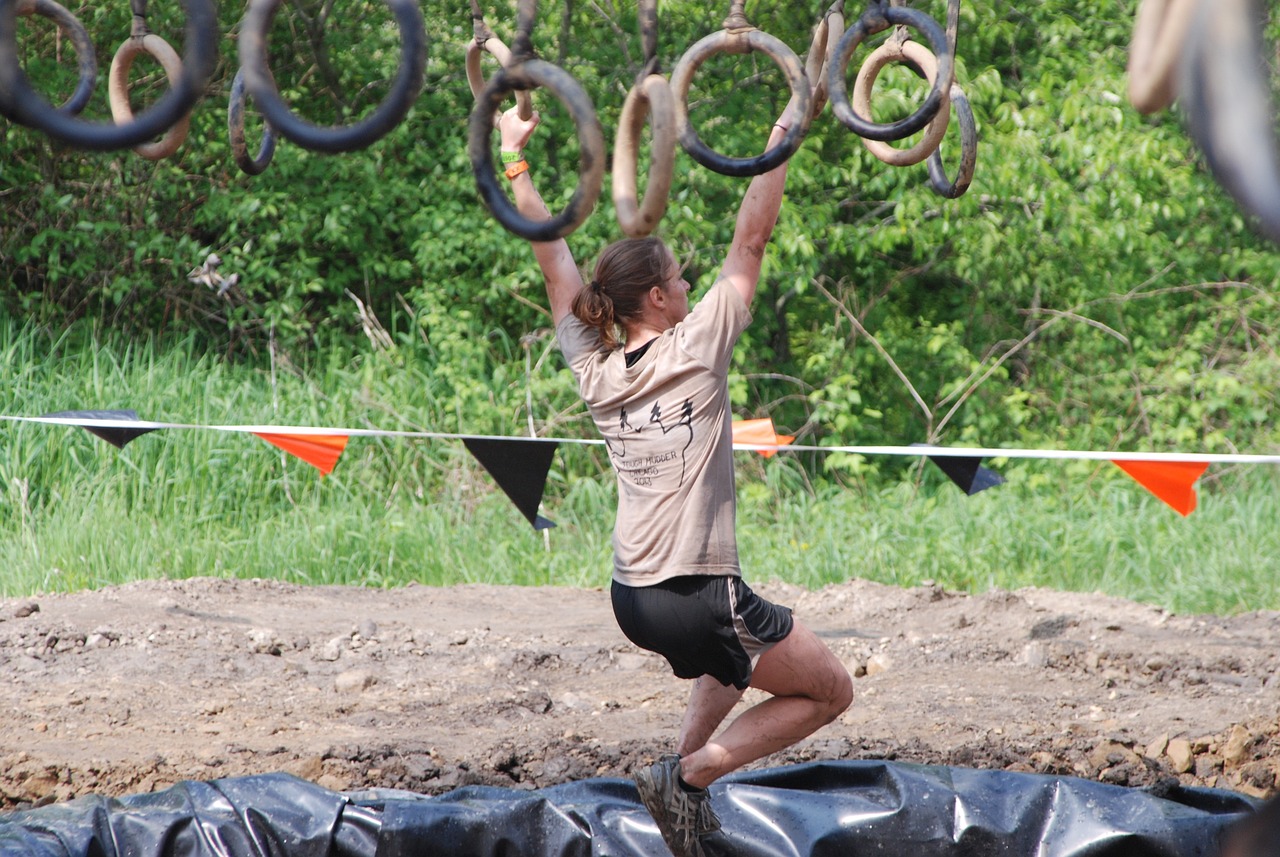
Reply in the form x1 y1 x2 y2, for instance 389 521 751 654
500 149 523 164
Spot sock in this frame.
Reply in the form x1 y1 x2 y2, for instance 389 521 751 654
677 774 705 794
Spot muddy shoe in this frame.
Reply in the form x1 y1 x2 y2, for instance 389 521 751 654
634 754 721 857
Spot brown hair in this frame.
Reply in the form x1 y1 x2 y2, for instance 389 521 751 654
571 236 674 350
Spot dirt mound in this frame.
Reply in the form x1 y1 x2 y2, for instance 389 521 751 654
2 577 1278 810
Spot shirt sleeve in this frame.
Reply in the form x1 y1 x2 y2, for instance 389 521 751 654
673 278 752 373
554 312 605 380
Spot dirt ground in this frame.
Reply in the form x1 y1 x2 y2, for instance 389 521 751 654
2 576 1280 811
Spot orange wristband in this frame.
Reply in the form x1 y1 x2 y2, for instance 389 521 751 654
504 160 530 180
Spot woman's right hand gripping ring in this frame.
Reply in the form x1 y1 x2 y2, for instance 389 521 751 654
827 4 951 142
670 27 812 178
466 35 533 121
612 73 676 237
468 58 605 241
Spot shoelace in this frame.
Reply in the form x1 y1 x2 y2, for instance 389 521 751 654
668 786 720 844
692 792 721 835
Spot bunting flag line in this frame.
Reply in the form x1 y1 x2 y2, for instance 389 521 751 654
7 412 1280 523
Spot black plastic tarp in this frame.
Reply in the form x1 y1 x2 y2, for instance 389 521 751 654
0 760 1262 857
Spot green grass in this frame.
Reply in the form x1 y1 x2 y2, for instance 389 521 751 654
737 463 1280 615
1 320 1278 615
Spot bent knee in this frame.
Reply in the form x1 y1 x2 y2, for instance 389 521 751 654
824 668 854 721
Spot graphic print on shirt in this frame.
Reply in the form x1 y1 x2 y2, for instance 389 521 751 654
604 396 695 488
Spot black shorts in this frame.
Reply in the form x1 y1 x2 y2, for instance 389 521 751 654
611 575 793 690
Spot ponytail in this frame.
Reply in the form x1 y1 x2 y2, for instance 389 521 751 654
571 281 620 349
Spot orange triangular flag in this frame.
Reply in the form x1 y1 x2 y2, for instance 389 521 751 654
732 418 795 459
253 432 349 476
1112 459 1209 516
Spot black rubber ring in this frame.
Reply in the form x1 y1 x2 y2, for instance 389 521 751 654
0 0 216 150
827 5 951 142
926 84 977 199
238 0 426 153
468 58 605 241
670 28 812 178
228 66 277 175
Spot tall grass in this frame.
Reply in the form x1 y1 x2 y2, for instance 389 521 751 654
1 321 1278 615
737 460 1280 615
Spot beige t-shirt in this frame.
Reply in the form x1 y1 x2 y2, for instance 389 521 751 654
556 279 752 587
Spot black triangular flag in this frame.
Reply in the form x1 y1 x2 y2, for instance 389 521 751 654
462 437 558 530
911 444 1005 495
43 410 158 449
927 454 1006 495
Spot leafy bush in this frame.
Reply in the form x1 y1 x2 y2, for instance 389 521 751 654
1 0 1277 489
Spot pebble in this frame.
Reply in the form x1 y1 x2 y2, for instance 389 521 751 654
1089 740 1140 772
334 670 376 693
246 629 282 656
1194 755 1223 779
315 638 344 662
1022 642 1049 669
1167 738 1194 773
1223 725 1252 766
866 654 892 676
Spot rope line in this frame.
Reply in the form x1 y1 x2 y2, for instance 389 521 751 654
5 414 1277 466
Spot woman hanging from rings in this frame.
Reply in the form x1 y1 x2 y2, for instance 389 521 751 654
497 95 853 857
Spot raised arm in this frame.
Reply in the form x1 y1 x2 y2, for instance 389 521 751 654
718 98 804 308
497 106 584 325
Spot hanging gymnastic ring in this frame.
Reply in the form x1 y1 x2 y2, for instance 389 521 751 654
827 4 951 142
466 36 532 121
109 34 190 160
803 7 834 118
0 0 215 149
927 82 976 198
468 58 604 241
853 38 949 167
806 3 845 121
239 0 426 153
613 73 676 237
1178 0 1280 243
10 0 96 116
1127 0 1197 114
228 66 276 175
670 28 812 178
